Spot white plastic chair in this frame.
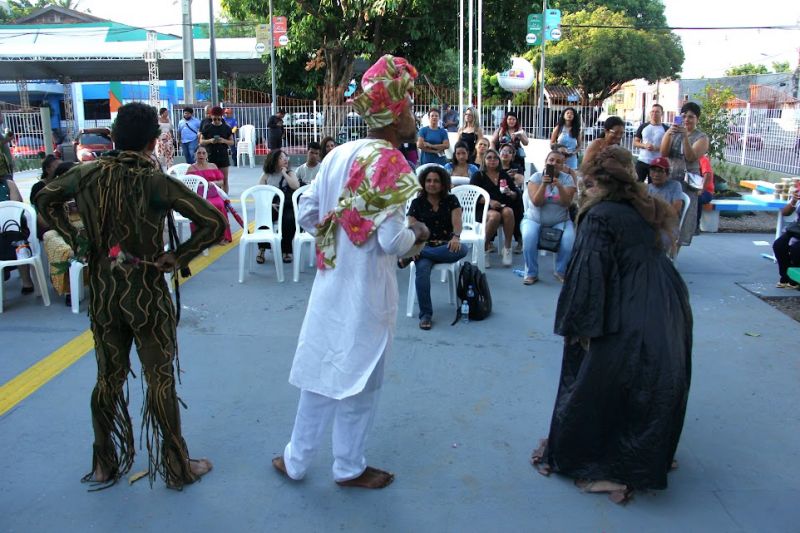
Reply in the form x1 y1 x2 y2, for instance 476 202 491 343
239 185 284 283
291 184 315 282
172 174 209 242
68 259 86 314
451 185 489 271
0 201 51 312
167 163 191 177
237 125 256 168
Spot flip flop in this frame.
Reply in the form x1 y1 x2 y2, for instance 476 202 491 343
256 251 265 264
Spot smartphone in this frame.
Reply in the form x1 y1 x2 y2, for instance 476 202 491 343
545 164 555 178
673 116 683 126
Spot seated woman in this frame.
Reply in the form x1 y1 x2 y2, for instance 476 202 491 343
521 150 576 285
646 157 683 255
443 142 479 185
39 162 82 305
258 149 302 264
499 142 526 253
187 146 232 243
403 166 469 330
470 148 520 267
773 188 800 289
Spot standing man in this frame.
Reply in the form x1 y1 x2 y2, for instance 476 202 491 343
199 104 213 131
442 103 459 133
267 109 286 150
36 102 225 490
272 55 429 489
0 111 14 178
223 107 239 166
295 141 322 183
176 107 201 164
633 103 669 182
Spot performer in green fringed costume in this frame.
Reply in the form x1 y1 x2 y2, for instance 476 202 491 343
35 103 225 490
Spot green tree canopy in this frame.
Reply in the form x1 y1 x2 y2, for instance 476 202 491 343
545 7 683 104
771 61 791 73
725 63 769 76
0 0 84 22
697 84 735 162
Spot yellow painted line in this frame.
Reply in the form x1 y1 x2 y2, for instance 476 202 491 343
0 227 247 416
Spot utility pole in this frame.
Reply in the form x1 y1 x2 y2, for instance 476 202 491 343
181 0 196 104
268 0 277 115
208 0 219 106
537 0 547 137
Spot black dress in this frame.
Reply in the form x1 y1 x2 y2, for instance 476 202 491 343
200 122 233 168
543 201 692 490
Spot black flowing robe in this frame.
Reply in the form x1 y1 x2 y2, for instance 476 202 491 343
544 200 692 490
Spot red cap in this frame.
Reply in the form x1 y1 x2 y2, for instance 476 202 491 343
649 156 670 170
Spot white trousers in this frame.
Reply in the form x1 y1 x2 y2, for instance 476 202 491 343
283 361 384 482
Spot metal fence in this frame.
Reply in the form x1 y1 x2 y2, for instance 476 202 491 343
723 103 800 175
4 110 47 160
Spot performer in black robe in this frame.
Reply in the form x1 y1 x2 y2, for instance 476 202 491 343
532 145 692 504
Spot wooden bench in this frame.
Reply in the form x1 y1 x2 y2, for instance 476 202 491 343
700 198 778 232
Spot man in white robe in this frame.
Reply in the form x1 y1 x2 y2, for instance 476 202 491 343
272 55 429 489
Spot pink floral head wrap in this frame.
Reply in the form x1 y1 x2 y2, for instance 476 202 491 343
353 55 418 130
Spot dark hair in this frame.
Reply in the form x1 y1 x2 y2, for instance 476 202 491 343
54 161 75 177
307 141 321 151
651 103 664 112
263 149 286 174
111 102 161 151
680 101 701 118
603 116 625 132
159 107 168 116
450 141 470 165
183 107 194 114
320 136 335 158
557 107 581 140
428 107 441 116
417 165 452 201
210 106 224 116
41 154 58 176
501 111 520 133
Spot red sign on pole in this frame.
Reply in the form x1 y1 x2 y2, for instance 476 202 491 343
272 16 288 47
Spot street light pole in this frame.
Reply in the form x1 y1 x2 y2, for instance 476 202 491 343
181 0 196 104
537 0 547 137
208 0 219 106
268 0 277 115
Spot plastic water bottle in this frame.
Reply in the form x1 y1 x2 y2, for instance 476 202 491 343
512 268 525 277
14 241 32 260
461 300 470 323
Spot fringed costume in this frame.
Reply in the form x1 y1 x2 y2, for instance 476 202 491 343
36 151 225 489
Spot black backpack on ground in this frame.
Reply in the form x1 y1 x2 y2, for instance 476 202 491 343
451 261 492 324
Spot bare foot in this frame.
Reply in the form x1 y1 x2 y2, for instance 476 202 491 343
271 456 294 480
575 479 633 505
670 459 679 471
336 466 394 489
189 458 213 478
92 464 111 483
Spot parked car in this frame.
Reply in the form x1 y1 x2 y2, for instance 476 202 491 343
337 113 367 144
11 135 45 158
73 128 113 162
726 125 764 151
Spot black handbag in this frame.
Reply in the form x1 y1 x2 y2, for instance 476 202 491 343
0 218 30 261
538 226 563 252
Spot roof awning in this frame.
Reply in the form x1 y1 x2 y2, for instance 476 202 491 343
0 26 267 82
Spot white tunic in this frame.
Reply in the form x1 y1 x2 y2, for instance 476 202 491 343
289 139 417 400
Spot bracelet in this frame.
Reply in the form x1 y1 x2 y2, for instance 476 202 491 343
452 233 460 239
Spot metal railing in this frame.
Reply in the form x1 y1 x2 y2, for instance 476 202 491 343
4 110 46 160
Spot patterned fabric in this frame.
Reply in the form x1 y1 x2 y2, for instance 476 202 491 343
315 140 420 269
352 55 418 130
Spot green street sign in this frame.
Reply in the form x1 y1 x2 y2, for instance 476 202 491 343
527 13 542 33
527 10 562 45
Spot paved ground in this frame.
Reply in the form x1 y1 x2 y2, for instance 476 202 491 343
1 166 799 532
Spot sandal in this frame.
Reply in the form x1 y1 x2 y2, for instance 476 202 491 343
256 250 265 264
397 256 417 269
523 276 538 285
282 253 293 264
21 285 34 294
419 318 432 330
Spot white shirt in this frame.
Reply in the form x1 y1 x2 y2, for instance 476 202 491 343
288 139 417 399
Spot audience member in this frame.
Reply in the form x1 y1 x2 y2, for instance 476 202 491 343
402 165 469 330
417 108 450 166
491 111 528 170
633 104 668 182
521 151 576 285
456 107 483 162
199 106 234 192
470 148 519 267
296 142 322 183
549 107 581 170
177 107 201 164
443 142 478 183
258 149 302 264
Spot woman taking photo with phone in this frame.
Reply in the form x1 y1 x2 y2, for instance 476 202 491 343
521 151 576 285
